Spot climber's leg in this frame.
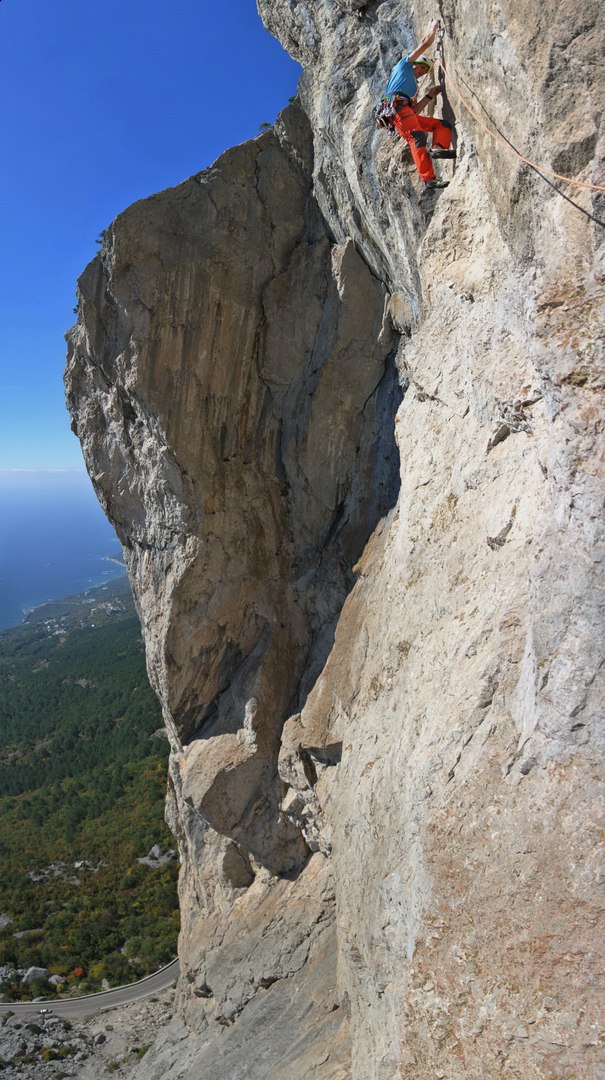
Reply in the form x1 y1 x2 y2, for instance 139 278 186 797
421 115 452 151
392 108 436 182
406 129 436 182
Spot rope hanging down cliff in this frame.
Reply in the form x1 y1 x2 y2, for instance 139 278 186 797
433 41 604 230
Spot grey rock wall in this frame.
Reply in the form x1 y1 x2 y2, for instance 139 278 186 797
66 0 604 1076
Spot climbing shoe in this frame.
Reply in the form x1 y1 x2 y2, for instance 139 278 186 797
429 149 456 160
424 179 449 190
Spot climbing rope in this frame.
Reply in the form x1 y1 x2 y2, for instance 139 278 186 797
435 56 605 194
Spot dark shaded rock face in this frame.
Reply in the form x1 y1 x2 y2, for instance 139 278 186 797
66 0 604 1076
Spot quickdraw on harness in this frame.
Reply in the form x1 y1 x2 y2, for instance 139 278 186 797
374 94 413 136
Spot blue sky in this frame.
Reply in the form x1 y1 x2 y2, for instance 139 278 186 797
0 0 300 470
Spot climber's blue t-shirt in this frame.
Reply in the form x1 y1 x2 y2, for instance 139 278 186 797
385 56 417 99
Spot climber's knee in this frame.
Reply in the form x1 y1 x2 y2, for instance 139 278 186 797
411 130 428 149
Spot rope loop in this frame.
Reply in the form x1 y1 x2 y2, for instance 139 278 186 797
434 55 605 195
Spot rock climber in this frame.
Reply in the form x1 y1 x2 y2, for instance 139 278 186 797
379 18 455 190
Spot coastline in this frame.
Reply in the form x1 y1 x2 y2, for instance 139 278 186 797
1 558 128 633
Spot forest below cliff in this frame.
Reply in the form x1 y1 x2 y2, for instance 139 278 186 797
0 580 179 1001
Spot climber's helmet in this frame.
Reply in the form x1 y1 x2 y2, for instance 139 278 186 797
413 57 431 74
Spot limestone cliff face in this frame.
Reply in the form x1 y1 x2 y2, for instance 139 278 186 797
65 1 604 1077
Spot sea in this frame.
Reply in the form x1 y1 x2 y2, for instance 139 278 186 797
0 471 126 632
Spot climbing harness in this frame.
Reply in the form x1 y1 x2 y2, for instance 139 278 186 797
374 94 412 135
374 72 434 134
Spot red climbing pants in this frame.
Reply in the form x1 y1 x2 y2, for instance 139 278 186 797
392 104 452 183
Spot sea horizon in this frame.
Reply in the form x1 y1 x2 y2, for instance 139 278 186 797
0 470 126 631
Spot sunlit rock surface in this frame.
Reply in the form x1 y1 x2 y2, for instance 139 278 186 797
66 0 604 1076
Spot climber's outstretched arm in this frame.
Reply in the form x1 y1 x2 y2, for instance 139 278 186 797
408 19 440 62
414 85 442 114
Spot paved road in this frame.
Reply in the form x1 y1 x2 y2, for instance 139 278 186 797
0 958 179 1019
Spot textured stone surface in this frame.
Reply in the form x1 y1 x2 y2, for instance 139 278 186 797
66 0 604 1076
66 98 399 1077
